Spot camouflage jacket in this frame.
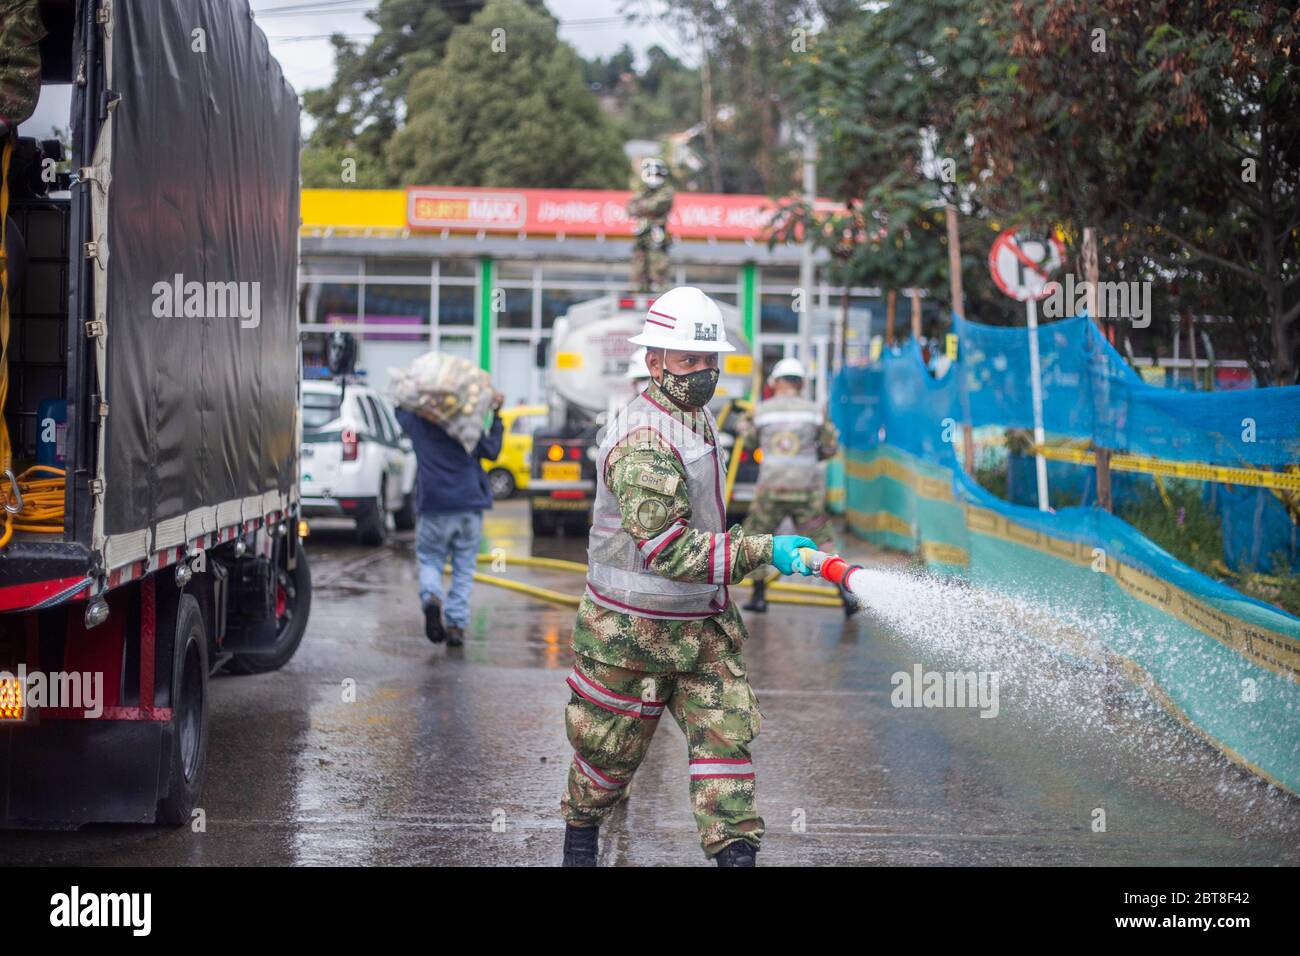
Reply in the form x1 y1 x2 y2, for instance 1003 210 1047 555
571 379 773 673
0 0 45 135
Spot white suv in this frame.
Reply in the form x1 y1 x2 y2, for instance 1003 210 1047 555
300 380 417 545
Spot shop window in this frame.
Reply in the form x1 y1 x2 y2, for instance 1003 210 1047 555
438 284 475 326
493 288 534 330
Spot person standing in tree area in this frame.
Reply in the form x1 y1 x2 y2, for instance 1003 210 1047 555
627 158 673 293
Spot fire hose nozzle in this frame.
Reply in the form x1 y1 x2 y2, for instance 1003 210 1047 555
797 548 858 588
796 547 830 572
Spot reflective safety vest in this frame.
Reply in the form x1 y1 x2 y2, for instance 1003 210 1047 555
751 395 825 491
585 390 729 619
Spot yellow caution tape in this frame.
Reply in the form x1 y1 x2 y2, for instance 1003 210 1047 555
1033 445 1300 492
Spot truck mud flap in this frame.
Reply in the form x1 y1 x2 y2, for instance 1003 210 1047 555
0 719 166 828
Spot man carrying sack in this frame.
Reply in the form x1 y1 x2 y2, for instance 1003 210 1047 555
391 352 504 649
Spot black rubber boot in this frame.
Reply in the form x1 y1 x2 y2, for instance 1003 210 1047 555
423 598 446 644
713 841 758 867
562 824 599 867
743 579 768 613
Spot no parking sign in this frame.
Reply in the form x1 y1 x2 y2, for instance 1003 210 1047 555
987 227 1065 513
988 228 1065 301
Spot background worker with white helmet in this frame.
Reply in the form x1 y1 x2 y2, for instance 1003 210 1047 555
602 346 653 423
625 346 650 392
560 287 818 867
738 357 856 615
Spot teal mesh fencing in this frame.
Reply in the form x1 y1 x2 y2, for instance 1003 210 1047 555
830 317 1300 793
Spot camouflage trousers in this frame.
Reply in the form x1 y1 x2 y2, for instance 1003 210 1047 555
742 486 836 553
630 245 670 293
561 652 765 857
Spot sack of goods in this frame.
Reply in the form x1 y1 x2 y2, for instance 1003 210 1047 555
388 350 494 453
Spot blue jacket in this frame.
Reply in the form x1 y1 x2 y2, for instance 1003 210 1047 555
395 408 504 514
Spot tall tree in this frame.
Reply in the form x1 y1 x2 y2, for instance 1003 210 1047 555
585 44 702 141
635 0 820 195
782 0 1009 319
974 0 1300 384
386 0 628 189
300 0 551 187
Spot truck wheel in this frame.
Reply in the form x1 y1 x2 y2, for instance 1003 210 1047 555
157 595 209 826
488 468 516 500
393 490 417 531
227 546 312 675
356 487 388 546
531 507 557 537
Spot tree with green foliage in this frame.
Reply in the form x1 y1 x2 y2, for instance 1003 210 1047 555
974 0 1300 385
299 0 552 187
385 0 628 189
636 0 821 195
782 0 1300 381
780 0 1010 322
585 44 702 142
583 43 637 93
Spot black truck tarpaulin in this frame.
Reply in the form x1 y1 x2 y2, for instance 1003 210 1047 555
96 0 300 568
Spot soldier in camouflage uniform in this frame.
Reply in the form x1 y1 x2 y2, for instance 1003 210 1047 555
739 358 857 616
561 287 818 867
627 158 673 293
0 0 45 140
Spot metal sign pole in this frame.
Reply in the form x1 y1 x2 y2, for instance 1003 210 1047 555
1026 296 1049 511
799 130 816 398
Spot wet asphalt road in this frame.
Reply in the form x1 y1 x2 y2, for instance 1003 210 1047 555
3 499 1298 866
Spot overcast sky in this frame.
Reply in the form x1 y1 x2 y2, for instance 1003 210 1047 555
252 0 690 99
23 0 687 142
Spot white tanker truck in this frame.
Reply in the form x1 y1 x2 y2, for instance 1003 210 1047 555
528 294 757 536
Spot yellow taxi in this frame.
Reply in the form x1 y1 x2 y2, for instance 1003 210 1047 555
482 405 549 499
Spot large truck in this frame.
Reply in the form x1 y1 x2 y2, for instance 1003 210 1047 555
529 293 758 535
0 0 309 826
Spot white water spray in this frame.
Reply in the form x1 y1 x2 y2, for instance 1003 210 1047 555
794 550 1299 830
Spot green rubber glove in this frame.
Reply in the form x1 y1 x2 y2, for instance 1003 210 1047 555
771 535 817 575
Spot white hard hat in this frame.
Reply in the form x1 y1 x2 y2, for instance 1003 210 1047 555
769 357 807 382
625 347 650 380
627 286 735 353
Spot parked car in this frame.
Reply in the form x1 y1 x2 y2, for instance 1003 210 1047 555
300 380 417 545
482 404 548 499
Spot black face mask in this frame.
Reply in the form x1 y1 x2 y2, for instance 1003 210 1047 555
658 365 720 408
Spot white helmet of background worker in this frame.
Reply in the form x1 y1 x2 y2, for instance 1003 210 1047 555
625 347 651 381
768 357 807 383
627 286 735 352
